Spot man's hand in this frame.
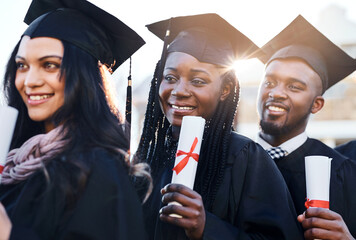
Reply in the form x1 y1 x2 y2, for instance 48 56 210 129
298 208 354 240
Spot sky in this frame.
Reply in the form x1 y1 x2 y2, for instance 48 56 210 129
1 0 356 92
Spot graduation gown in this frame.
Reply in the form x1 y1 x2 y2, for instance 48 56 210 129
144 132 303 240
334 140 356 160
0 148 146 240
274 138 356 236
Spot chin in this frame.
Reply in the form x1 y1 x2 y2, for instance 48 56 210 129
260 120 288 136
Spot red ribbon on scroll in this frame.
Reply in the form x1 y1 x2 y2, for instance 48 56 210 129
305 198 329 209
173 137 199 175
0 165 4 174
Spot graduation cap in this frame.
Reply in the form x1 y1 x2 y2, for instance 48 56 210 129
146 13 259 68
255 15 356 93
23 0 145 72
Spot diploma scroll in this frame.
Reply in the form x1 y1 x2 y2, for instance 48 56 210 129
169 116 205 217
305 155 332 209
0 106 18 183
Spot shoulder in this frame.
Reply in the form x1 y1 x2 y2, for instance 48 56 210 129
228 132 259 153
228 132 268 158
79 148 132 187
306 138 350 170
227 132 275 168
335 140 356 158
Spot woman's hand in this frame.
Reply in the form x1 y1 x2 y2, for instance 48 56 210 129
159 184 206 240
298 208 354 240
0 203 11 240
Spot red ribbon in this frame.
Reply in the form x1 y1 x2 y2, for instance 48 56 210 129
0 165 4 174
305 198 329 209
173 137 199 175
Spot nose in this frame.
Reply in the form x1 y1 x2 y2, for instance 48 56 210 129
24 68 44 88
171 80 191 97
268 85 287 100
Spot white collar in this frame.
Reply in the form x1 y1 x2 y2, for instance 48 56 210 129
256 132 308 155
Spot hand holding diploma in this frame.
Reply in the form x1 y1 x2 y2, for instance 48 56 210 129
0 106 18 183
171 116 205 188
159 116 206 240
297 156 354 239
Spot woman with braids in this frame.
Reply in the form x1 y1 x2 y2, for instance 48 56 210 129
136 14 303 240
0 0 151 239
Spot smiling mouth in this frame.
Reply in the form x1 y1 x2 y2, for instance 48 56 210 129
28 94 53 101
267 106 286 112
171 104 195 110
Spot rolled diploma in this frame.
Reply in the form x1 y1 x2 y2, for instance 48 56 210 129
169 116 205 217
0 106 18 183
305 155 332 209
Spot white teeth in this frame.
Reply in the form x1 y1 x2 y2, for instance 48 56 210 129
172 105 194 110
268 106 286 112
29 95 52 101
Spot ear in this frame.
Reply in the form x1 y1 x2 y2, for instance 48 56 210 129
220 81 232 101
311 96 324 114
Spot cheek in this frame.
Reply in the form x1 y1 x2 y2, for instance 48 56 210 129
15 75 23 92
158 82 171 101
14 75 26 101
199 90 221 118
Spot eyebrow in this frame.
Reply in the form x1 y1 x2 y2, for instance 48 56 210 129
15 55 63 61
165 67 211 76
265 73 307 86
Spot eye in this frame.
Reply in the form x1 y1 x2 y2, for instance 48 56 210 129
191 78 207 85
44 62 60 71
163 74 177 83
16 62 28 72
288 83 304 91
264 79 275 88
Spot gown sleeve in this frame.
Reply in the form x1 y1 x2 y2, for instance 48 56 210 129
57 150 147 240
202 136 303 240
330 155 356 237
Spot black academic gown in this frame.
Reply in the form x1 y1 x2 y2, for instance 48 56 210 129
0 148 146 240
274 138 356 237
144 132 303 240
335 140 356 161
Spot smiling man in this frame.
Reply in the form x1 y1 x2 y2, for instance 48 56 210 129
255 15 356 239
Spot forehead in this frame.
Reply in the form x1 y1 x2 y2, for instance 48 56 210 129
17 36 64 56
265 58 322 87
165 52 219 70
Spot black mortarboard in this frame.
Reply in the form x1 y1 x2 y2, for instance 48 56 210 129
146 13 259 68
23 0 145 71
255 15 356 93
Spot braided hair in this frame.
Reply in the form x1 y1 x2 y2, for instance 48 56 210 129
136 59 239 211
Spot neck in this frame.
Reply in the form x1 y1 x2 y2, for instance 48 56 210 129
45 121 55 134
260 129 304 147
